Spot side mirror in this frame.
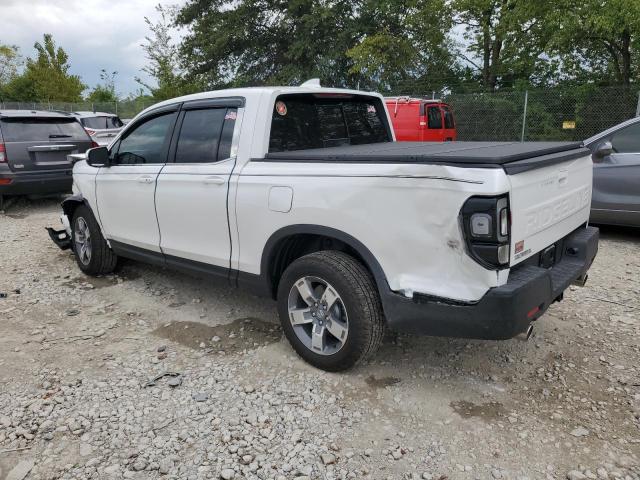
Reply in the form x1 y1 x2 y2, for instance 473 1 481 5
86 146 110 167
592 141 613 163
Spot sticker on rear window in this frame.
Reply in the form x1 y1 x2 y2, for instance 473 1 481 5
275 101 287 116
367 105 376 114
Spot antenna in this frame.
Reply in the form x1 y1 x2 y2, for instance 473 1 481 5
300 78 321 88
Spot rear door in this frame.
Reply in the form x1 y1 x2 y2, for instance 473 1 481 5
591 121 640 225
95 107 177 251
155 100 242 272
0 116 92 172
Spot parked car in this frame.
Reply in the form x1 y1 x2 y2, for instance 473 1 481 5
70 111 124 146
0 110 95 210
385 97 457 141
584 117 640 227
48 83 598 371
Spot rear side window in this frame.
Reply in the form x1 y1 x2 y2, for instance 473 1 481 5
611 122 640 153
427 106 443 129
268 94 391 152
443 106 455 129
0 118 89 141
174 108 237 163
113 113 176 165
81 116 124 129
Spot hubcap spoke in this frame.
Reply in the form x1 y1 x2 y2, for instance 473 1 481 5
321 285 339 310
311 323 326 352
289 307 313 325
295 278 319 306
325 317 348 341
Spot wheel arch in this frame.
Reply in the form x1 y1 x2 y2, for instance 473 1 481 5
61 194 88 220
257 224 391 300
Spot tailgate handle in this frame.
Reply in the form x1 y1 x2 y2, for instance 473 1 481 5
28 144 76 152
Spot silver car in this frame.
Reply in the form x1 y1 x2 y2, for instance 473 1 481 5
584 117 640 227
71 111 124 146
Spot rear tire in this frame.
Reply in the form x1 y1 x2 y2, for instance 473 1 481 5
277 251 384 371
71 205 117 276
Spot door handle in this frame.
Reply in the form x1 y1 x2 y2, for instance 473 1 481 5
203 176 226 185
137 176 154 184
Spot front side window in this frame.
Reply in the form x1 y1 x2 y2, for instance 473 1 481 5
113 113 175 165
611 122 640 153
174 108 237 163
427 106 443 129
268 94 391 152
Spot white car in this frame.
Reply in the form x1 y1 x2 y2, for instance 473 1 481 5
70 111 124 146
48 82 599 371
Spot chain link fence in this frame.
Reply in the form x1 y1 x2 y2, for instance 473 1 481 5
2 85 639 141
387 85 640 142
0 99 153 120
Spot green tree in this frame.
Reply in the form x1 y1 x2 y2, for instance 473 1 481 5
0 44 21 86
12 34 86 102
346 0 459 93
137 4 194 101
87 69 119 103
548 0 640 86
452 0 556 91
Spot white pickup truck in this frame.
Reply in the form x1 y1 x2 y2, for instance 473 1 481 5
48 83 599 371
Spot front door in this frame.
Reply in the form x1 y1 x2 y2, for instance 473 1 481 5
155 103 242 274
95 109 178 251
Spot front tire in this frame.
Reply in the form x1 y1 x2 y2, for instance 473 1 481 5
72 205 118 276
277 251 384 371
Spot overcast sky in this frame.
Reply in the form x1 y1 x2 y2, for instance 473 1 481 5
2 0 184 96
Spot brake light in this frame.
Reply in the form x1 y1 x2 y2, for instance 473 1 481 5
460 195 511 269
0 178 12 185
90 141 99 148
85 129 96 136
0 143 6 163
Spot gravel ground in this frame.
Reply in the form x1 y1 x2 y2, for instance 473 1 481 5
0 198 638 480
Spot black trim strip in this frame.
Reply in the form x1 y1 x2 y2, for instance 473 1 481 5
251 156 502 169
182 97 245 110
110 240 231 283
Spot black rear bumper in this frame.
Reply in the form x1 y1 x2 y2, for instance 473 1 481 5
383 226 599 340
0 170 73 196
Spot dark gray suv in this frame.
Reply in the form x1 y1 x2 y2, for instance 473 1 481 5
0 110 94 209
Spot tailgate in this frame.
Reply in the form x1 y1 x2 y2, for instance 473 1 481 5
508 153 593 265
5 141 92 171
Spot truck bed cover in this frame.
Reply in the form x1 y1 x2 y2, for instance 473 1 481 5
263 141 590 174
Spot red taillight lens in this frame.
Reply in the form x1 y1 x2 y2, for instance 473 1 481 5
85 129 96 136
0 143 6 163
90 141 99 148
0 178 12 185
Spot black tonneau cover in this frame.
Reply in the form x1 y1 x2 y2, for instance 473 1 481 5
262 141 590 174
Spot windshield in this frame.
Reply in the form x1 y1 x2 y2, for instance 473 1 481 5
81 116 124 129
268 94 391 152
0 117 90 141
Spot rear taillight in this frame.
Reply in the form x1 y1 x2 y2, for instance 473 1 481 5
0 143 6 163
90 141 99 148
460 195 511 269
85 129 96 136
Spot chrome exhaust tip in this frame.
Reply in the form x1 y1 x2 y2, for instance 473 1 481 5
516 324 534 342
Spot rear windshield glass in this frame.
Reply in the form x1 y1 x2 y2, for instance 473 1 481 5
0 118 89 141
81 116 124 129
268 94 391 152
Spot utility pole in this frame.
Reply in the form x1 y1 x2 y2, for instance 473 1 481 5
520 90 529 142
